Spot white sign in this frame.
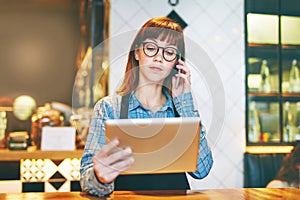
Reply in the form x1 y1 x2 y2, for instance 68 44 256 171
41 127 76 151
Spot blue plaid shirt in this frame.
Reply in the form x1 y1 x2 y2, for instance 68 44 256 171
80 91 213 197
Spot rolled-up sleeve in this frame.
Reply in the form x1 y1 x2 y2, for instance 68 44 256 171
80 99 114 197
173 92 213 179
173 92 198 117
189 125 213 179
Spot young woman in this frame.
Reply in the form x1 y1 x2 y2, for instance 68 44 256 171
267 143 300 188
80 17 213 197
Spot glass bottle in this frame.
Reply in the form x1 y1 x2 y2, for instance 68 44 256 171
248 102 261 143
259 60 271 93
31 103 64 148
69 107 93 149
296 102 300 141
289 59 300 93
284 102 296 142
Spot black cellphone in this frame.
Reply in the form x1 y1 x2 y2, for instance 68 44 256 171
174 53 182 88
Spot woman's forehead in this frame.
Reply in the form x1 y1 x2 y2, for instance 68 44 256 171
141 29 179 43
143 38 177 47
143 33 178 44
157 34 177 44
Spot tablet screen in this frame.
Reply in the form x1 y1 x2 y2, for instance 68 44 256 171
105 117 200 174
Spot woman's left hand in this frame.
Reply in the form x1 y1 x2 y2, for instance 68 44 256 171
172 59 191 97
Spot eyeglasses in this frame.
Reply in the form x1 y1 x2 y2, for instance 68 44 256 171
142 42 179 62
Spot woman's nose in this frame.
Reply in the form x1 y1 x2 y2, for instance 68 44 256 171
153 49 164 62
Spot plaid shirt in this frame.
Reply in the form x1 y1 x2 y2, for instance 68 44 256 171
80 91 213 197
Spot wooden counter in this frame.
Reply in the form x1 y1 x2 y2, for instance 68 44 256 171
0 188 299 200
0 148 83 193
0 148 83 161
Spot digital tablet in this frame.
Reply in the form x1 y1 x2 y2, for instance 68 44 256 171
105 117 201 174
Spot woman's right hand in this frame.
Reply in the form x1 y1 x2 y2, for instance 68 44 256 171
172 59 191 97
92 138 134 184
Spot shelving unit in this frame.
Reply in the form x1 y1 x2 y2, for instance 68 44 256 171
245 0 300 145
0 149 83 161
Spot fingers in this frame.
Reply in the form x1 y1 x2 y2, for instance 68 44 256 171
172 61 192 97
176 59 190 75
103 147 133 166
93 140 134 184
175 72 190 80
94 154 134 183
110 155 135 172
175 71 191 86
95 138 119 158
99 155 134 182
93 143 133 168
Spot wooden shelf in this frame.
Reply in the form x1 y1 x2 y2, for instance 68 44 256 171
248 92 280 97
245 146 294 154
281 93 300 97
0 148 83 161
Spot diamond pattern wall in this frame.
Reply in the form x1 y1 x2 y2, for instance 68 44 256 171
109 0 245 189
20 158 81 192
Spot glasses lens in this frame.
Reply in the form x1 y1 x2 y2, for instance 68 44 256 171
142 42 179 62
143 43 158 57
163 47 177 62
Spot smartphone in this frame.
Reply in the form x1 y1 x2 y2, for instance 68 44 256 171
175 54 181 88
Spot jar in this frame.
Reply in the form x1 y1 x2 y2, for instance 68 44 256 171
31 103 64 148
0 111 7 148
69 107 93 149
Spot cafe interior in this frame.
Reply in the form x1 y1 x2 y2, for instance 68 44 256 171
0 0 299 199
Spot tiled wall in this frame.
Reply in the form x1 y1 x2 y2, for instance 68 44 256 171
109 0 245 189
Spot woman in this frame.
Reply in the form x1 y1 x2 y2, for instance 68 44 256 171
80 17 213 197
267 143 300 188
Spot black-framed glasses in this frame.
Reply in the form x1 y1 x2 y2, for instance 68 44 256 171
142 42 179 62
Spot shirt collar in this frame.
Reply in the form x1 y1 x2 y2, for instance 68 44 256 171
128 88 174 112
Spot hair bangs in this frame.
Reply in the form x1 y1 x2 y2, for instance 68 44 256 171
141 27 181 46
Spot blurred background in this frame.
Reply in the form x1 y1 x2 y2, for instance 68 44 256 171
0 0 299 194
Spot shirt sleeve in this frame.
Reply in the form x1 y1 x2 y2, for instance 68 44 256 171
188 125 213 179
173 92 213 179
79 99 114 197
173 92 199 117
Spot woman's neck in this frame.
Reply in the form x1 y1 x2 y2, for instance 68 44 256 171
134 83 166 112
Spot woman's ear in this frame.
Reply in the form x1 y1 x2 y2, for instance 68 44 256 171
134 47 139 60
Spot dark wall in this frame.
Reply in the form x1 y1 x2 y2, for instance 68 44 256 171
0 0 81 107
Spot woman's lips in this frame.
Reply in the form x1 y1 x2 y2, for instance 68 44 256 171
149 66 163 72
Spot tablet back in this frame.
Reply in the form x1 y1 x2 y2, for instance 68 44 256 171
105 117 200 174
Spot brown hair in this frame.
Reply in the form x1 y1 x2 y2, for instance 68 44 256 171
116 17 185 95
275 143 300 186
